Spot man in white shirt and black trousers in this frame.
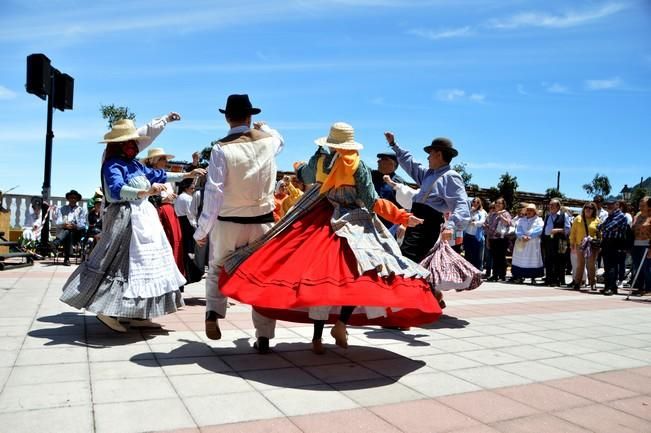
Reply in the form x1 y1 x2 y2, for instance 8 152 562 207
194 94 283 354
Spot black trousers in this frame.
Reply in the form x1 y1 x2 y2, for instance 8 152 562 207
602 240 621 291
542 235 566 285
489 238 508 279
56 228 84 259
400 203 444 263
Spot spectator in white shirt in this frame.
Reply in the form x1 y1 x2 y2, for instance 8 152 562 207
53 189 88 266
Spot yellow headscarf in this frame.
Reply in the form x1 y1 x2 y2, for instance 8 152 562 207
319 149 360 194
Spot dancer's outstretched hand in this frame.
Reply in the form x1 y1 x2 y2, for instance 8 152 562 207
166 112 181 122
407 215 424 227
384 131 395 145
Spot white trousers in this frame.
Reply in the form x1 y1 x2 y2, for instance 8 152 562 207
206 220 276 339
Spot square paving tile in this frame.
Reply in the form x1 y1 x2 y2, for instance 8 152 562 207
200 417 303 433
333 378 426 406
539 356 612 375
608 395 651 421
240 367 323 391
546 376 638 402
498 360 574 381
15 347 87 365
398 371 481 397
92 376 177 404
417 353 483 370
94 398 195 433
0 404 93 433
370 399 480 433
90 359 162 381
495 383 591 411
457 348 523 366
169 372 254 397
0 380 90 412
184 391 283 426
554 403 651 433
591 370 651 394
439 390 539 423
292 407 403 433
6 362 89 386
221 353 293 371
157 355 233 376
360 357 432 377
449 365 532 389
305 362 384 384
263 384 359 416
499 345 564 361
493 414 593 433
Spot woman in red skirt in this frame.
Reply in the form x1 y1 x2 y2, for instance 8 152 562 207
220 123 441 353
141 148 186 280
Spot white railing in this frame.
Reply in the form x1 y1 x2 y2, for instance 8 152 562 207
1 194 67 228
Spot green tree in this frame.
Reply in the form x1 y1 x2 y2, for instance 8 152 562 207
452 162 479 192
630 187 650 212
582 173 611 198
497 172 519 210
544 187 566 201
100 104 136 129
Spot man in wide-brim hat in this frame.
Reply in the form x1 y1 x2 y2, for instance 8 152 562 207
194 93 283 353
371 148 408 229
53 189 88 266
384 132 470 308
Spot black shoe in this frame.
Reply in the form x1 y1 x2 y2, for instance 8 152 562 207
253 337 270 354
603 289 614 296
63 259 71 266
487 276 498 282
204 311 221 340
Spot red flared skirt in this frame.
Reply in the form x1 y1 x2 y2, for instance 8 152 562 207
220 199 441 327
157 203 185 278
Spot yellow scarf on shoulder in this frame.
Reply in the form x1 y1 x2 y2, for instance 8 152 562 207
319 149 360 194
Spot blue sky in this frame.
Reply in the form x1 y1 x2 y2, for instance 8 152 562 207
1 0 649 201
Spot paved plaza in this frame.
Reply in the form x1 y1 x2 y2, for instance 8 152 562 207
1 262 650 433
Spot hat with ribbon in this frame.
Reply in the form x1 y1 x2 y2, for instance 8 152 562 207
139 147 175 163
99 119 149 143
65 189 82 201
423 137 458 158
314 122 363 150
219 94 261 117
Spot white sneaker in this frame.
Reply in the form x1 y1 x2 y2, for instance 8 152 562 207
97 314 128 333
124 318 162 329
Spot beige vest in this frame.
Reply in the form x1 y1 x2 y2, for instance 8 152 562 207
219 129 277 217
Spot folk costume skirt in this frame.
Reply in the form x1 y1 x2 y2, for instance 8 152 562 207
220 196 441 328
157 202 185 278
60 201 185 319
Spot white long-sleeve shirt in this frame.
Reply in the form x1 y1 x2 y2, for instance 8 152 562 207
174 192 196 227
194 124 284 241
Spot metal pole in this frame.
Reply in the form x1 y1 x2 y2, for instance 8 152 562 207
39 72 55 253
556 171 560 191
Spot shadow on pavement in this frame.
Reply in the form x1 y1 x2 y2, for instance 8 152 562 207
130 338 426 389
27 311 170 348
420 314 469 329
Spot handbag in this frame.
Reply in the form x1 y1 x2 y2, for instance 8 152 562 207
582 217 601 249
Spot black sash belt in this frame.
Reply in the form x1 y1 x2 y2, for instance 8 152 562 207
217 212 274 224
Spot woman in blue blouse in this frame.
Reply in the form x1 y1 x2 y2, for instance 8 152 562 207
60 116 205 333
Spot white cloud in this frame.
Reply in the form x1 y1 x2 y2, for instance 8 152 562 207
543 82 569 94
437 89 466 101
407 26 473 40
370 96 385 105
0 85 17 100
436 89 485 103
488 3 627 29
517 84 529 95
585 77 622 90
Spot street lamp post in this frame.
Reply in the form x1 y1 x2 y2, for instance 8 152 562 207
25 54 74 255
620 184 632 201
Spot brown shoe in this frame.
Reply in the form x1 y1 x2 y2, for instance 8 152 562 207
205 311 222 340
312 339 326 355
330 321 348 349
